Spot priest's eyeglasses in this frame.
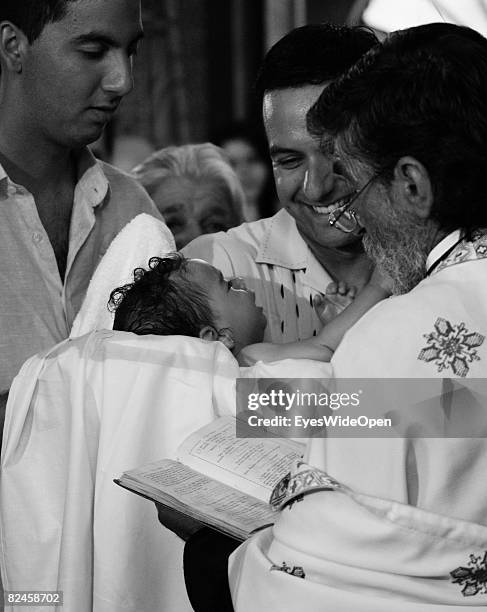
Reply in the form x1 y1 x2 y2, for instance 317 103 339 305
328 172 381 234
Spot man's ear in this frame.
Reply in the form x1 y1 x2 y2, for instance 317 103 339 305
392 156 433 219
0 22 27 73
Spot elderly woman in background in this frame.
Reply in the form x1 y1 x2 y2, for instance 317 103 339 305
132 143 246 249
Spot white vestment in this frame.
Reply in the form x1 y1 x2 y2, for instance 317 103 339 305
230 463 487 611
1 331 238 612
230 231 487 609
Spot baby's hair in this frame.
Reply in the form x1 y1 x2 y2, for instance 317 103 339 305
109 253 216 337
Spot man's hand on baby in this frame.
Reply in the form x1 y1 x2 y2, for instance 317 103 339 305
313 281 357 326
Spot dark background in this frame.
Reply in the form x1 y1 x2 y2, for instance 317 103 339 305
104 0 360 163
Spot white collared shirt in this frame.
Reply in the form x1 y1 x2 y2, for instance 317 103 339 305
0 148 161 392
182 209 333 342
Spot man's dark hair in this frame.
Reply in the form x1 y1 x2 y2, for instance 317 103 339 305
307 23 487 233
255 23 379 104
109 254 216 337
2 0 76 43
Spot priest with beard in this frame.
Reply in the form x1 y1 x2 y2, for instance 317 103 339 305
228 23 487 611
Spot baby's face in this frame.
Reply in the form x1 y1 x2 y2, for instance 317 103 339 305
184 260 267 351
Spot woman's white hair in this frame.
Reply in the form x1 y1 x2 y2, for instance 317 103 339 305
132 142 246 224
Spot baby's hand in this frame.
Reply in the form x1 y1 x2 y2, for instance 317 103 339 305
313 281 357 325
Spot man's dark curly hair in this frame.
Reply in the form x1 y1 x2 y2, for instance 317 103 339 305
109 254 216 337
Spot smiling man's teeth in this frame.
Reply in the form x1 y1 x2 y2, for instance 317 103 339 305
312 205 330 214
312 199 347 214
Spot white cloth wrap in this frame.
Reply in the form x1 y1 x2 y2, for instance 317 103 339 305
70 213 175 337
230 472 487 611
0 331 238 612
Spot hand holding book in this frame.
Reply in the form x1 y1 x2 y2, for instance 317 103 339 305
116 416 305 540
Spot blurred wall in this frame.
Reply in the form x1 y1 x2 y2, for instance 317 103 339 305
307 0 356 25
115 0 209 148
107 0 358 165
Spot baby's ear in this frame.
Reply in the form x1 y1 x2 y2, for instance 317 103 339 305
199 326 219 342
199 326 235 350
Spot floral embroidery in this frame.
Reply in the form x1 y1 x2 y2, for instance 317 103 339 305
418 318 484 377
434 230 487 274
286 494 304 510
270 471 291 508
451 552 487 596
270 463 340 510
270 562 306 579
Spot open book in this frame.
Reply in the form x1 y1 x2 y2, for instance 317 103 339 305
116 416 305 540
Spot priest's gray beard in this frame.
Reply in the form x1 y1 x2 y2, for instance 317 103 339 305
362 206 431 295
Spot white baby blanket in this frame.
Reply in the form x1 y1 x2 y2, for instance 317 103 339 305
1 331 238 612
70 213 175 337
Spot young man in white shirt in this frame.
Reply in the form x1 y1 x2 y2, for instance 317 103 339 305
0 0 162 426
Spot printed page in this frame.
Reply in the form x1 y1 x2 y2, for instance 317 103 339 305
177 416 305 502
118 458 276 540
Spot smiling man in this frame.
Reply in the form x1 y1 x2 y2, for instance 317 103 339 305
183 24 378 344
0 0 161 428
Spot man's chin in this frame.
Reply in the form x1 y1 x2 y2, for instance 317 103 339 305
69 125 107 149
363 235 426 295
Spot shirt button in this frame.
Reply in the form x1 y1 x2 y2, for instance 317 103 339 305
32 232 43 243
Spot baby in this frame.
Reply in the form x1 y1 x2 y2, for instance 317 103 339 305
109 253 390 363
109 253 267 356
